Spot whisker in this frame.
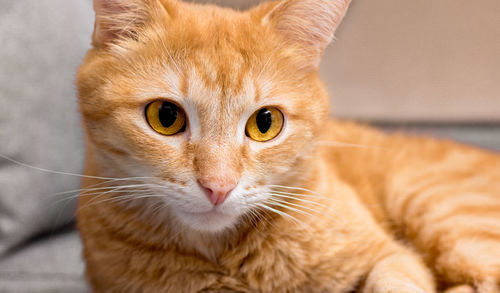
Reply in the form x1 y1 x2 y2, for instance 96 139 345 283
51 182 158 199
83 185 158 206
251 204 281 233
265 198 324 223
77 192 164 212
266 192 345 223
266 192 333 207
242 211 258 231
79 183 159 196
268 190 339 203
149 202 168 224
267 184 325 197
110 193 164 205
49 183 160 208
49 183 155 231
0 153 154 180
257 202 320 239
315 140 385 150
256 202 311 231
248 204 277 233
266 196 343 224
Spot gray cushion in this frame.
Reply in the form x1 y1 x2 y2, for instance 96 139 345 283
0 230 86 293
0 0 93 253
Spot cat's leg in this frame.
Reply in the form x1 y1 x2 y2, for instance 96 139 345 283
386 162 500 293
361 248 435 293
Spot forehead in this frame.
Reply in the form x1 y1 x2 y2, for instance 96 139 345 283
125 2 296 106
171 54 281 133
156 3 275 92
123 39 301 127
139 23 282 107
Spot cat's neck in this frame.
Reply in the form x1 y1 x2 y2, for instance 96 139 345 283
174 225 237 262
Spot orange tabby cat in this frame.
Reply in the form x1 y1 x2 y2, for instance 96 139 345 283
76 0 500 292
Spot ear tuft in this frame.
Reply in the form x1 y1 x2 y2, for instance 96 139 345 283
92 0 153 48
265 0 352 69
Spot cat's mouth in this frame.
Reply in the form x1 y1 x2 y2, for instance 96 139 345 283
176 207 239 232
183 209 223 217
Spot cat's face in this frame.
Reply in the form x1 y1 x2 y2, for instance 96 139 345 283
77 0 350 232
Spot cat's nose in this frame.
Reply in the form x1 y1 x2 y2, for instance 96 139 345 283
197 178 237 206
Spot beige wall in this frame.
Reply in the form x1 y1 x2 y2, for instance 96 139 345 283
322 0 500 122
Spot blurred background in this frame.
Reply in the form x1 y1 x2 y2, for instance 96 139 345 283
0 0 499 292
324 0 500 149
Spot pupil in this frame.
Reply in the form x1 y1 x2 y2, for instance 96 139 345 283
256 108 272 133
158 102 178 128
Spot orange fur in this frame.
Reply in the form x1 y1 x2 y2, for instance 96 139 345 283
76 0 500 292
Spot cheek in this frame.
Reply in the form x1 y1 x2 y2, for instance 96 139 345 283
103 115 195 181
254 122 312 163
251 147 299 185
248 125 315 187
140 143 195 183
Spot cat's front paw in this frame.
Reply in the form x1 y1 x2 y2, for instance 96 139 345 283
362 253 435 293
363 277 427 293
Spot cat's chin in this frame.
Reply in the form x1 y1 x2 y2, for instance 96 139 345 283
174 209 238 233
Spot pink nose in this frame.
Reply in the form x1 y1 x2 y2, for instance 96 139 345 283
198 178 237 206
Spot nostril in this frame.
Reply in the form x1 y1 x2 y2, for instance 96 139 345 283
197 180 212 195
197 179 236 206
204 187 213 197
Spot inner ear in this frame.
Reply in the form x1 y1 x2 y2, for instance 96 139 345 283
264 0 352 69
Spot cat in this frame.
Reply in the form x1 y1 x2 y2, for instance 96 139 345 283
76 0 500 292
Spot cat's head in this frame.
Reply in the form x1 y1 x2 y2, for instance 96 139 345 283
77 0 351 233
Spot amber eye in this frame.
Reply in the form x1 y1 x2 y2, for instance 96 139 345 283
245 107 284 142
146 101 186 136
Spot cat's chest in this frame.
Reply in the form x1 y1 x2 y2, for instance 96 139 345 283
214 234 336 292
211 220 368 292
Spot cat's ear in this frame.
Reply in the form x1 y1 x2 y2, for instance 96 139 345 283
92 0 174 49
264 0 352 69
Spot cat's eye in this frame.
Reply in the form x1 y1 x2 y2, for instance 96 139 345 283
245 107 284 142
146 101 186 136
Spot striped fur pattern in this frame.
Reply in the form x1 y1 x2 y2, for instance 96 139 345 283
76 0 500 292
